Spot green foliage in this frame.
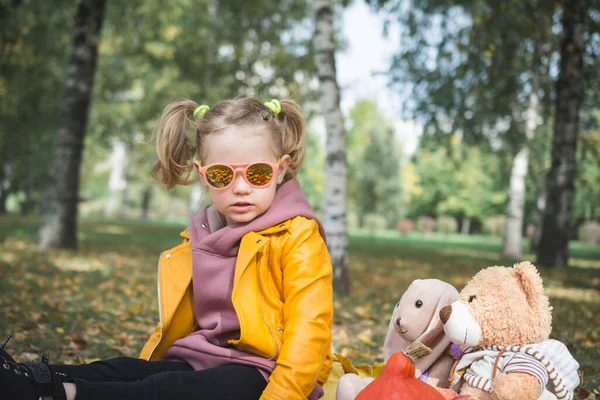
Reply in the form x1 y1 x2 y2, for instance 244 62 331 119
84 0 318 213
2 0 318 217
574 129 600 222
407 136 506 222
578 221 600 246
363 213 387 236
347 211 360 231
347 100 403 227
416 216 435 233
0 0 75 205
371 0 557 145
368 0 600 240
484 215 506 238
297 129 325 214
436 215 457 234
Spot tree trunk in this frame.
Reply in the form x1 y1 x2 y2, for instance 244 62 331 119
119 175 129 218
314 0 350 295
20 185 34 215
189 182 203 217
39 0 106 249
461 218 470 235
530 172 547 253
536 0 584 268
501 146 530 259
140 186 152 220
104 139 127 217
501 38 543 260
0 161 11 214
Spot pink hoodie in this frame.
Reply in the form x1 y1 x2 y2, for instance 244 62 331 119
163 179 325 399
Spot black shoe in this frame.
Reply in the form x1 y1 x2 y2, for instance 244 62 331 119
0 336 18 364
0 336 67 400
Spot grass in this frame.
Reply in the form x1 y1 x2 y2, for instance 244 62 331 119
1 216 599 393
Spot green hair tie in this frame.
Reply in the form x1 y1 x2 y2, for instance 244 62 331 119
264 99 281 116
193 105 210 119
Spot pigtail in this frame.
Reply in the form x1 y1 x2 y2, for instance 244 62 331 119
277 100 306 180
152 100 199 189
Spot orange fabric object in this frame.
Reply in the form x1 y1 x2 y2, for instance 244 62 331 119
433 387 460 399
138 216 334 400
355 352 445 400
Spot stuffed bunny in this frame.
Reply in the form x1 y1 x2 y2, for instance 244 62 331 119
336 279 459 400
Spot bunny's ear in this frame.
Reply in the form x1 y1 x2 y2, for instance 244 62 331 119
382 283 417 362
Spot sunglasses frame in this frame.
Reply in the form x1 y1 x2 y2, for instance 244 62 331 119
197 158 281 190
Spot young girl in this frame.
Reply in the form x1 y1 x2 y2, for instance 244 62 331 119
1 98 334 400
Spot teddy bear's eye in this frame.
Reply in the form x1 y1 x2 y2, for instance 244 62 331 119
415 300 423 308
395 302 400 308
469 295 477 303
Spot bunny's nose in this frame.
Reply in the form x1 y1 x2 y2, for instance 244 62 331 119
439 304 452 324
395 317 401 327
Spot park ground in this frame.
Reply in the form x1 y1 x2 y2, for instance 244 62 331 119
1 215 599 392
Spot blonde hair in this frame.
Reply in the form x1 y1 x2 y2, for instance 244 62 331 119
152 98 306 190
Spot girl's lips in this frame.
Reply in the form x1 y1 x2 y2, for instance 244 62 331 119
230 202 253 211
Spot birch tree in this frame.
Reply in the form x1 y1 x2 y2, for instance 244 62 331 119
501 61 541 259
313 0 350 294
104 139 127 217
39 0 107 249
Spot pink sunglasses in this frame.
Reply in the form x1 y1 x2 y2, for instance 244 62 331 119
198 159 281 190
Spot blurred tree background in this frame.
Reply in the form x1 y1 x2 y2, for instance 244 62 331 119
1 0 599 394
1 0 598 258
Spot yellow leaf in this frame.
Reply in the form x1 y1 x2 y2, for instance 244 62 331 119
355 362 385 378
333 353 358 374
321 361 346 400
55 327 64 334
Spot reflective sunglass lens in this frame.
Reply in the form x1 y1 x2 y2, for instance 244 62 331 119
246 163 274 186
206 165 234 188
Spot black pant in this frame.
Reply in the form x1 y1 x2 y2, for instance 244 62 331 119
52 357 267 400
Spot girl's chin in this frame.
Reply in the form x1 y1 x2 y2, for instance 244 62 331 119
225 211 257 224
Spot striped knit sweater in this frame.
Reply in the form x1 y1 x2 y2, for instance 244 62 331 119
449 339 580 400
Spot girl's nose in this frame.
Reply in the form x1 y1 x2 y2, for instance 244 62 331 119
231 174 252 195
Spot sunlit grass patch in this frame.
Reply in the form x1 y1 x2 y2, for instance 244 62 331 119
546 287 600 302
51 253 109 272
85 224 132 236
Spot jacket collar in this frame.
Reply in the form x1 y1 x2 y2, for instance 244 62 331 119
178 219 291 241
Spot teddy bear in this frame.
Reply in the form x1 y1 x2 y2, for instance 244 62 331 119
439 261 581 400
334 279 460 400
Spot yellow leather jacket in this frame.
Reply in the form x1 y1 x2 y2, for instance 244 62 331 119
139 216 334 400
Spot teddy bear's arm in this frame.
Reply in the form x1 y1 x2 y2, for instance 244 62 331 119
460 383 492 400
491 372 541 400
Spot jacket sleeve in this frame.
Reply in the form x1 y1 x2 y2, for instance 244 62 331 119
260 218 334 400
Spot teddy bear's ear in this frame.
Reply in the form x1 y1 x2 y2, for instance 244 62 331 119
513 261 545 308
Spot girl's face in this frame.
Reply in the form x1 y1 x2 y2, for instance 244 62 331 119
198 125 290 225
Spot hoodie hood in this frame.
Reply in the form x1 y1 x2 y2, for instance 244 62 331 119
189 179 324 257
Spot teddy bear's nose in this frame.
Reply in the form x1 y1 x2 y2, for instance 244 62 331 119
439 304 452 324
395 317 401 327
